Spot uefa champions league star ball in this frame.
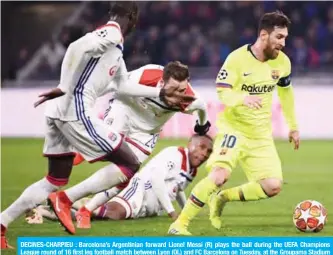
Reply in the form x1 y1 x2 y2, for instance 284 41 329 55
293 200 327 232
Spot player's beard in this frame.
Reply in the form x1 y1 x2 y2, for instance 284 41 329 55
263 45 279 60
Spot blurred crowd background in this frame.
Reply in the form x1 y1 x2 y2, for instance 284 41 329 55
2 1 333 83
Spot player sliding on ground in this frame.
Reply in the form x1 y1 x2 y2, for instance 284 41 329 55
168 11 300 236
26 135 213 223
69 61 210 229
1 2 196 248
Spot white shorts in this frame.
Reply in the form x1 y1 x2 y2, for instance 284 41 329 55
111 176 160 219
43 116 122 162
103 100 160 163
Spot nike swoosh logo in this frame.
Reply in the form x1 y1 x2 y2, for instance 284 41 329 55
55 197 61 213
243 73 251 76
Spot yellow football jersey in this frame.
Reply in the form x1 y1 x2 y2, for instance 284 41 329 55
216 44 292 138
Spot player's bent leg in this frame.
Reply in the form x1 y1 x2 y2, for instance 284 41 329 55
259 178 282 197
217 139 283 204
104 141 141 172
168 167 230 235
76 186 123 229
50 163 127 233
54 144 140 231
49 119 141 233
218 181 269 203
62 138 141 206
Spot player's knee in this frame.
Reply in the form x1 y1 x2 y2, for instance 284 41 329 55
104 202 127 220
208 167 231 187
107 142 141 172
260 178 282 197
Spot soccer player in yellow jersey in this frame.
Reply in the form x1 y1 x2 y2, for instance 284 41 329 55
168 11 300 235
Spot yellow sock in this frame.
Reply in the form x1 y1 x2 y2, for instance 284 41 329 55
220 181 268 202
177 176 218 226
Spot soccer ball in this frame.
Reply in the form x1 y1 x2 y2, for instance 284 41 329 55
293 200 327 232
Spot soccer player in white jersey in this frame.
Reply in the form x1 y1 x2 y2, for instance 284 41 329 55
0 2 195 248
69 61 211 228
26 135 213 223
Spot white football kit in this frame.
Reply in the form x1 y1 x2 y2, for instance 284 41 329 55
111 146 197 219
43 22 161 162
103 64 208 163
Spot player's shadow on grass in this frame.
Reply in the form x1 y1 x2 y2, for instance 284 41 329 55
225 213 291 218
224 222 293 228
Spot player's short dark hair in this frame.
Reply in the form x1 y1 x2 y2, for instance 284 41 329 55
109 1 138 20
190 134 213 142
163 61 190 82
258 11 291 34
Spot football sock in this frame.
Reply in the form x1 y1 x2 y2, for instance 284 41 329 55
177 176 218 226
65 164 128 203
219 181 268 202
1 178 59 228
85 187 121 212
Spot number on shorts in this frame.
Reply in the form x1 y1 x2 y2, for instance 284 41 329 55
221 134 237 148
144 134 159 149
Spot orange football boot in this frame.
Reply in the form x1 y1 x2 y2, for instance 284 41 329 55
48 191 75 234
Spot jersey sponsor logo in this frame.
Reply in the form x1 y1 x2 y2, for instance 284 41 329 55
241 84 275 94
218 69 228 80
271 70 280 80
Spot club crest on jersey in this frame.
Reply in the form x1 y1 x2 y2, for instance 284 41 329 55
271 70 280 80
220 148 228 155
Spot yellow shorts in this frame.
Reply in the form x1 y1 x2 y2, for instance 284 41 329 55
206 123 282 182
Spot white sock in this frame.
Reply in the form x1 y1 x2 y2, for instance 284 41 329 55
85 187 121 212
72 197 91 210
65 164 128 203
1 178 59 228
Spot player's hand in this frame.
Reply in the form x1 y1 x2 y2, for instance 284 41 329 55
168 211 179 221
243 95 262 109
160 85 196 108
289 130 300 150
34 88 65 108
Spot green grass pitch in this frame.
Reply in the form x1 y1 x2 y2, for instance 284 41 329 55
1 138 333 252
